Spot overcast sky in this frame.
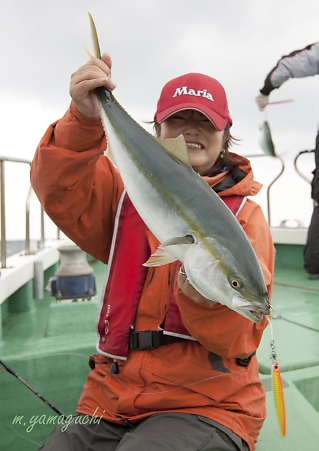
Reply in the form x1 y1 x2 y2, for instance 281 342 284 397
2 0 319 238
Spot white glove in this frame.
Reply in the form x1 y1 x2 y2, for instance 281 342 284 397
255 94 269 111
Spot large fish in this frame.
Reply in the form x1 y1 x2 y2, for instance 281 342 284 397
87 14 271 323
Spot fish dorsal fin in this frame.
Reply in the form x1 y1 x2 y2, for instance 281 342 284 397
88 12 101 59
155 135 192 168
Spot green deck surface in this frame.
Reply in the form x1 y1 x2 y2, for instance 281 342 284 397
0 257 106 451
258 267 319 373
256 243 319 450
1 244 319 450
258 244 319 374
257 374 319 450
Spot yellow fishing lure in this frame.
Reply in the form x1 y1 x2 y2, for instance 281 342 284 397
267 316 287 436
271 360 286 436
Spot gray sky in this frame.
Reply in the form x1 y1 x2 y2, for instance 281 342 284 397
2 0 319 238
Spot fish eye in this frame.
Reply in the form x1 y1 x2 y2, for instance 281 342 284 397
229 277 242 290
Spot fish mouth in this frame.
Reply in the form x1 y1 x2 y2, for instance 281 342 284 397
232 296 271 323
243 306 270 324
247 309 265 323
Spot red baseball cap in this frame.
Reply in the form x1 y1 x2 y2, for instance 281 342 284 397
154 73 232 130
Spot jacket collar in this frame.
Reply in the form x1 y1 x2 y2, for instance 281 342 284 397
204 152 262 197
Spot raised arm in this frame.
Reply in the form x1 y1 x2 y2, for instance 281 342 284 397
31 53 123 262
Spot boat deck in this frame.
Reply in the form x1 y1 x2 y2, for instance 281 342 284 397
257 243 319 450
1 241 319 450
0 254 104 450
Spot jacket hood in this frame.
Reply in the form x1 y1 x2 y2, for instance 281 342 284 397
203 152 262 197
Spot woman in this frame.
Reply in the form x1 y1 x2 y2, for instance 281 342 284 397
32 52 275 451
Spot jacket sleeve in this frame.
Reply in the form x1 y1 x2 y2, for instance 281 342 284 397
260 42 319 95
31 101 124 263
174 200 275 359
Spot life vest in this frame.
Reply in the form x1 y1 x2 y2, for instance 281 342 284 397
96 190 246 360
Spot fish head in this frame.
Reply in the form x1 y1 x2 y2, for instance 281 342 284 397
183 238 271 323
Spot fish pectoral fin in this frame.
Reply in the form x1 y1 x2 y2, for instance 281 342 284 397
161 235 194 246
143 236 193 267
88 12 101 59
155 135 192 168
105 143 115 164
143 247 178 267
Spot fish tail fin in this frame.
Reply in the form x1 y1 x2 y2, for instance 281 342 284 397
88 12 101 59
83 45 95 60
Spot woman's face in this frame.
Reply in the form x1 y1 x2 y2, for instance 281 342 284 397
159 110 227 176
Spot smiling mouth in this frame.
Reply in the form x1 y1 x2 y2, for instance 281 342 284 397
186 142 204 150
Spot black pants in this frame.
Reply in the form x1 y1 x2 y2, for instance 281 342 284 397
304 131 319 275
304 204 319 275
310 130 319 203
38 412 249 451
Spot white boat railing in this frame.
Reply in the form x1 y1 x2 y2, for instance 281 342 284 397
0 156 59 269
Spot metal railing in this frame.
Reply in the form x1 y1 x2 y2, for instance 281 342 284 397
0 156 46 268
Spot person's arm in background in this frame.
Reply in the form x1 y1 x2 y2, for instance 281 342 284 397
256 42 319 110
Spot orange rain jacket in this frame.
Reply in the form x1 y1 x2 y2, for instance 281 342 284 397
31 102 275 451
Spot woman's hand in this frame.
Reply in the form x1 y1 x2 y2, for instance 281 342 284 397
178 266 217 306
69 52 116 118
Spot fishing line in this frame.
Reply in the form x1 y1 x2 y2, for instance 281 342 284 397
0 359 67 418
0 353 92 445
8 351 90 361
273 314 319 333
105 363 255 397
266 316 276 361
274 280 319 293
0 399 42 448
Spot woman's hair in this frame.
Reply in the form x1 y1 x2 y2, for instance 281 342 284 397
211 122 242 180
153 121 242 180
